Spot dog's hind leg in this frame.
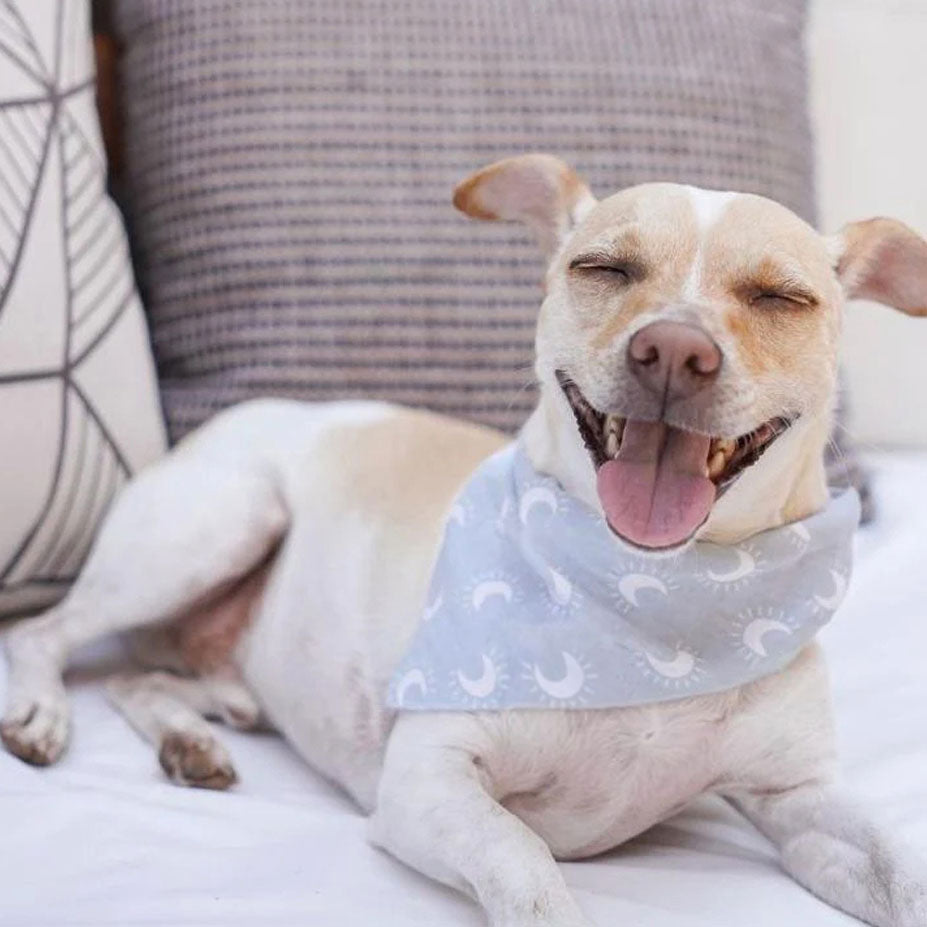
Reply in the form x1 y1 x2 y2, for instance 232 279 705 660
1 447 287 766
729 782 927 927
106 668 261 789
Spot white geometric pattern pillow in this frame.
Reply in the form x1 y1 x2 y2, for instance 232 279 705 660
0 1 166 617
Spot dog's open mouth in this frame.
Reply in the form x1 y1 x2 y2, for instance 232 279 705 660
556 371 794 551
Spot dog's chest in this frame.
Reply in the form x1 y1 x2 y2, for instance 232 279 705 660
486 700 733 860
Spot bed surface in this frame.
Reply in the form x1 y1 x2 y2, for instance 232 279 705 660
2 452 926 926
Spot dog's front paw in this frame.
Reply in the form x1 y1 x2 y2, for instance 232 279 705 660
1 690 70 766
488 893 594 927
497 910 594 927
158 731 237 790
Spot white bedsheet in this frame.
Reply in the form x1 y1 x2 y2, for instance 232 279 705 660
2 452 926 927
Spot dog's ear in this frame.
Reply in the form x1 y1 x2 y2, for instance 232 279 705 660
831 218 927 316
453 154 597 259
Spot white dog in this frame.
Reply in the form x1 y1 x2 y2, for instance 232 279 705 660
4 154 927 926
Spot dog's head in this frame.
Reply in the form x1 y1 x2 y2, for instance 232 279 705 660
455 154 927 551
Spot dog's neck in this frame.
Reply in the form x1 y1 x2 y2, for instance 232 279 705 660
521 384 832 548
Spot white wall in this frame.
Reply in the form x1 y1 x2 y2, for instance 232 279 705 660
810 0 927 446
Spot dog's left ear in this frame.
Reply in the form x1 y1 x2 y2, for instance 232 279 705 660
832 218 927 316
453 154 597 260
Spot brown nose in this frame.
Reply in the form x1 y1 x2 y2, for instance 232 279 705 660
627 321 722 400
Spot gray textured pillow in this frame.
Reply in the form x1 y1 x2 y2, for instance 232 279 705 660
109 0 818 441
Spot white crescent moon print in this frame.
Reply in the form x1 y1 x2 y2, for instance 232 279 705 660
618 573 668 607
547 567 572 606
706 547 755 583
742 618 792 657
456 655 497 699
644 649 695 679
471 580 514 610
532 652 585 700
814 569 847 611
518 486 558 524
394 669 427 706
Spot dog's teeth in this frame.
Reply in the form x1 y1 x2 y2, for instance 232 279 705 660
605 431 620 459
709 436 734 457
603 415 624 458
708 450 726 479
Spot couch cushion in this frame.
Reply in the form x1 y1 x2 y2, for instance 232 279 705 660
0 1 166 617
110 0 816 440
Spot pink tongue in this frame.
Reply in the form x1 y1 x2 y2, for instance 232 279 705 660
596 421 715 549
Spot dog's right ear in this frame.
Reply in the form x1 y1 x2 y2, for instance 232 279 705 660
831 217 927 317
453 154 597 260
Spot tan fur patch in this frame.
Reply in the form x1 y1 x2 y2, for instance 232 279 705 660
308 408 507 529
562 184 700 350
699 195 840 380
452 171 498 220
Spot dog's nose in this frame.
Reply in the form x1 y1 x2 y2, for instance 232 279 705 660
627 321 722 400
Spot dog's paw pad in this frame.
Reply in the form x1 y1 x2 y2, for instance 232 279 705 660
158 731 237 790
0 698 69 766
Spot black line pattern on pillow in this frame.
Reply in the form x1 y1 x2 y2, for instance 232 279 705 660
0 2 144 604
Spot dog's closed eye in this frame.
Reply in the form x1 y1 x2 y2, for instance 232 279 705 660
749 289 818 309
568 254 645 284
734 272 819 310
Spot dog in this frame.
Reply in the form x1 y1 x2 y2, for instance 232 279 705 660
3 154 927 927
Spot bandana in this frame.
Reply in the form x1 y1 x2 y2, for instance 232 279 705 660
388 443 860 711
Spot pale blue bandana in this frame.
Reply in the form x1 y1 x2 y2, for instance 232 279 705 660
388 442 860 711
